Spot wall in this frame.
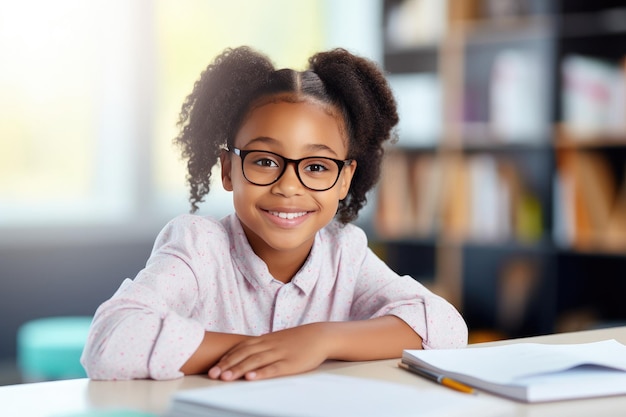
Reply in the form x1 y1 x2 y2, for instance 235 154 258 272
0 231 156 362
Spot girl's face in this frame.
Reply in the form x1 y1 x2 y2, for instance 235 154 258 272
221 100 356 262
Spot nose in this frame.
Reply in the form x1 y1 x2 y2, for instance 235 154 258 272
271 161 304 196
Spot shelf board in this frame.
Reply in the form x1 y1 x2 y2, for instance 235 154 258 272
555 125 626 149
406 124 626 151
452 9 626 41
556 245 626 258
384 44 439 74
559 8 626 38
459 238 553 253
375 236 553 252
555 139 626 150
459 15 554 44
390 143 439 153
452 140 550 153
390 139 550 154
369 235 439 247
452 126 550 152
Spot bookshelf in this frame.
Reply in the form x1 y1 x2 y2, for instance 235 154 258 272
375 0 626 341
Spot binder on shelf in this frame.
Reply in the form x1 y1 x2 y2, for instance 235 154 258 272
561 54 625 139
439 155 471 241
605 166 626 251
489 49 548 143
467 155 507 241
385 0 448 49
375 151 414 239
373 152 545 244
411 155 444 237
498 160 543 242
555 150 625 251
388 73 442 147
440 155 542 243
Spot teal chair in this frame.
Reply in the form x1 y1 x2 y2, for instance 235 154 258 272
17 316 93 381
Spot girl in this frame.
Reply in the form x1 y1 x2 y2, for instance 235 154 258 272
81 46 467 382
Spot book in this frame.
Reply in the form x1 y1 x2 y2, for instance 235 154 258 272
555 150 620 250
605 166 626 251
467 155 506 241
164 373 513 417
489 48 547 143
411 154 443 237
374 151 413 239
385 0 448 49
387 73 442 146
438 155 471 240
402 339 626 403
561 55 624 138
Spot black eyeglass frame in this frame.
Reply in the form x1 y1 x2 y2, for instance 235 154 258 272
230 147 353 191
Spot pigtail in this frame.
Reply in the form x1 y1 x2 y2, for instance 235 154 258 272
308 49 399 223
175 47 276 213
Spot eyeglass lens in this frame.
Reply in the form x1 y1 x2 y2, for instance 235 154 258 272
241 150 344 191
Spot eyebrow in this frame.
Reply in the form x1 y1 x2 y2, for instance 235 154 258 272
244 136 340 157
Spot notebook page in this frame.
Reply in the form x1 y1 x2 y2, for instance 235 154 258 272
171 373 513 417
403 339 626 385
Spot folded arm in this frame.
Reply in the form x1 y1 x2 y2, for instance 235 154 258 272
203 315 421 381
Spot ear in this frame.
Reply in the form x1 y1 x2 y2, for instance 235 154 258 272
220 149 234 191
338 160 357 200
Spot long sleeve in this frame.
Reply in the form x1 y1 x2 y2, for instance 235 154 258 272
345 229 468 349
80 216 219 380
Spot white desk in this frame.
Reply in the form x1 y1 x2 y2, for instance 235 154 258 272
3 326 626 417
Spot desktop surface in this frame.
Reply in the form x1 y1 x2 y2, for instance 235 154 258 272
3 326 626 417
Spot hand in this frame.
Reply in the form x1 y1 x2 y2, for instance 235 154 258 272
208 323 331 381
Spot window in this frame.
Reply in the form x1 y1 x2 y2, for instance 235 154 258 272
0 0 380 230
151 0 326 219
0 1 132 226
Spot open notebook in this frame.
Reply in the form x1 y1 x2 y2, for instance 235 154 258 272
402 339 626 402
165 373 513 417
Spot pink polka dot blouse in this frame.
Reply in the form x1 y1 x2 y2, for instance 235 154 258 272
81 214 467 380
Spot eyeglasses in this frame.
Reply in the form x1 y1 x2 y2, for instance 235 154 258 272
230 147 353 191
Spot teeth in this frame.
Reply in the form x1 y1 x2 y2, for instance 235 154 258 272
269 211 308 220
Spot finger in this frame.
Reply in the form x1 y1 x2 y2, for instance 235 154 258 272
207 365 222 380
207 346 253 380
219 349 281 381
214 341 267 373
244 361 285 381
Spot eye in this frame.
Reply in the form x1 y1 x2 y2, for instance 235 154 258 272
249 153 281 168
303 159 332 173
305 163 328 172
254 158 279 168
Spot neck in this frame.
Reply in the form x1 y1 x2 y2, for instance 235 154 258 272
266 252 308 283
240 227 314 284
257 244 312 283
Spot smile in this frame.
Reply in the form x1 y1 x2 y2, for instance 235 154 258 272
268 211 309 220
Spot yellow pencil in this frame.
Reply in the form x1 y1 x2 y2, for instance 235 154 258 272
398 361 476 395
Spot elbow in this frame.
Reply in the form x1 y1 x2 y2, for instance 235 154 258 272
80 331 152 380
80 344 142 380
80 348 183 381
422 310 469 350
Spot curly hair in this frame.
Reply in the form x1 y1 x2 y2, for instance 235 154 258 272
174 46 398 224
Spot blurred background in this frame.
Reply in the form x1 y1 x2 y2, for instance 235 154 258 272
1 0 625 385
